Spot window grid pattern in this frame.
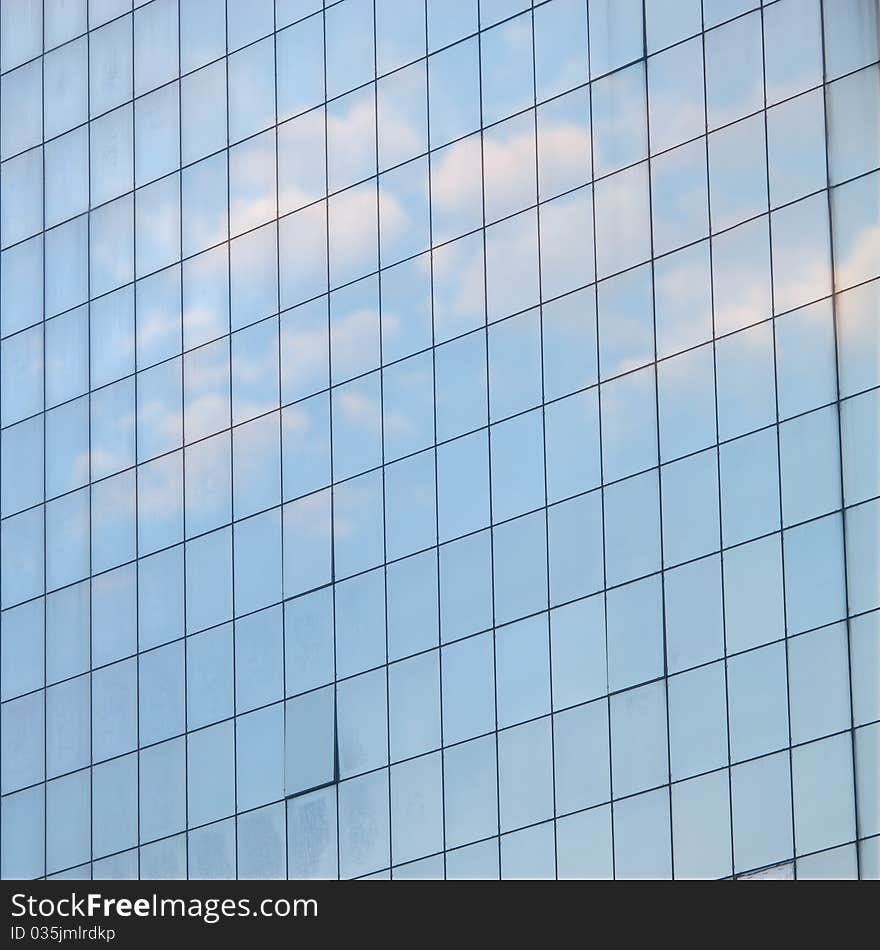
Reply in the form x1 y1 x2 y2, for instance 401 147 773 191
0 0 878 880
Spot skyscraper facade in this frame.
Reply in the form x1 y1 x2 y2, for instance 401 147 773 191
0 0 878 880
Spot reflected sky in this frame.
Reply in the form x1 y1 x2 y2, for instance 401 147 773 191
0 0 878 883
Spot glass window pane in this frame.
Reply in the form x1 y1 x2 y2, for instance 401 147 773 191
704 12 763 129
480 13 534 126
133 0 178 97
651 139 709 255
277 13 324 120
589 0 643 78
594 163 650 279
326 0 375 101
428 38 480 148
607 575 664 692
732 752 793 874
669 662 728 781
389 651 441 761
822 0 879 81
768 89 826 208
533 0 588 102
285 686 335 795
228 37 275 144
498 717 554 833
180 0 226 73
611 681 668 798
44 35 87 139
614 788 672 879
763 0 822 104
593 62 647 179
181 61 227 165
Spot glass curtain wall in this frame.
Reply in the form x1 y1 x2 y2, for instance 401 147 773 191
0 0 878 880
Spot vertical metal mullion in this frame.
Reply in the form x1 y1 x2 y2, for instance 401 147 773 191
129 2 141 884
222 0 239 882
422 0 448 881
758 0 799 879
583 0 616 881
369 0 394 881
818 0 863 880
640 0 675 882
699 0 737 882
319 1 341 882
40 0 49 883
176 0 189 882
474 1 502 882
271 0 289 883
528 1 558 880
85 0 94 883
